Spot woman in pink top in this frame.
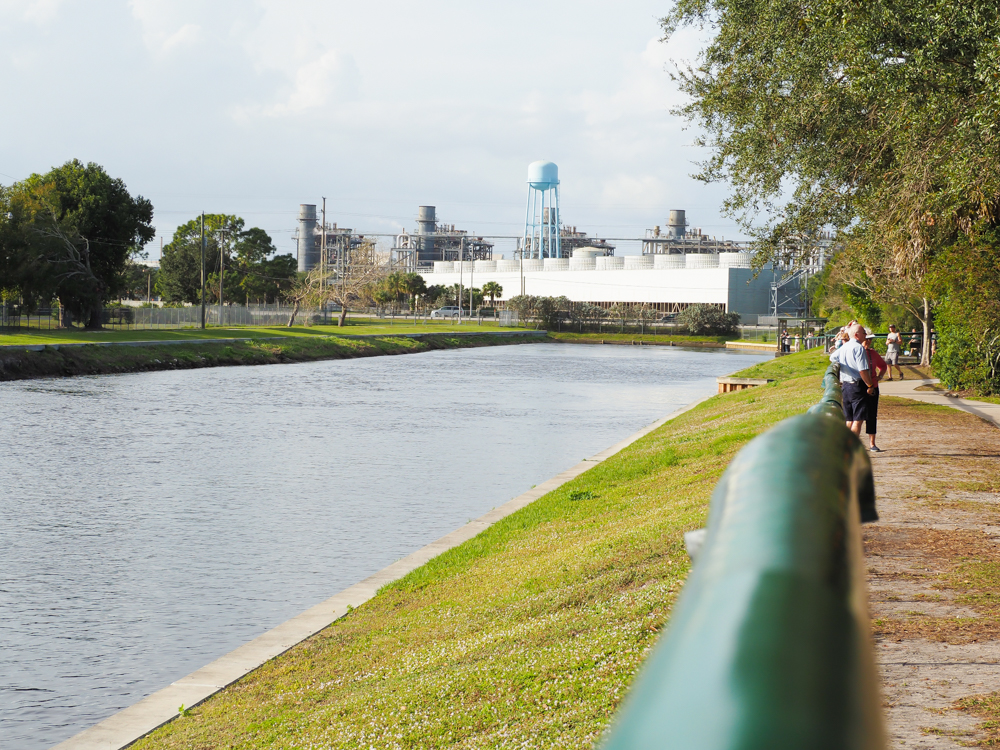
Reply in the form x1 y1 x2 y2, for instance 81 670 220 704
863 335 888 452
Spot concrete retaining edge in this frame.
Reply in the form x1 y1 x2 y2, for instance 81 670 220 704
51 391 713 750
1 330 546 352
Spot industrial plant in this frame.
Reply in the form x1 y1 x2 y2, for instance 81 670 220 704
292 160 832 320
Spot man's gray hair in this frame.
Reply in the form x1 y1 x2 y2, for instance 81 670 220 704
849 323 866 338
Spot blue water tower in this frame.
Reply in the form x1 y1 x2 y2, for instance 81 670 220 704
523 161 561 259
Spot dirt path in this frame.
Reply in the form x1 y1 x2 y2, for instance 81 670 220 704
865 397 1000 747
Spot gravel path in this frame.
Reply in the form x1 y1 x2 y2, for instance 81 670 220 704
865 392 1000 747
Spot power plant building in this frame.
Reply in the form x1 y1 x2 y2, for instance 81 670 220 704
420 252 778 318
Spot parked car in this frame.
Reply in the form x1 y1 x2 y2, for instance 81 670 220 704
431 306 461 319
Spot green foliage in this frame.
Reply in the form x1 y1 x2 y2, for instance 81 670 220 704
481 280 503 305
676 304 740 335
0 160 154 326
930 230 1000 395
156 215 294 304
842 283 882 331
664 0 1000 275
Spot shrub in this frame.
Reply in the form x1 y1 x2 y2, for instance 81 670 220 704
676 304 740 335
930 231 1000 395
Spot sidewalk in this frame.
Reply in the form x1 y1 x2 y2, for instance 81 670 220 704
879 378 1000 428
865 381 1000 747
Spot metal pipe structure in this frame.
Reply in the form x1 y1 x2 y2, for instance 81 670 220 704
601 362 884 750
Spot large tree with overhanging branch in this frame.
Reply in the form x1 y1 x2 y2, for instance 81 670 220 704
663 0 1000 365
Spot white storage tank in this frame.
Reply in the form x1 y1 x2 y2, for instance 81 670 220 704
496 259 520 272
522 259 544 272
653 254 682 269
686 253 720 269
433 261 454 273
572 248 604 259
569 257 596 271
474 260 497 272
624 255 654 270
718 252 753 269
455 261 475 273
596 256 624 270
543 258 570 271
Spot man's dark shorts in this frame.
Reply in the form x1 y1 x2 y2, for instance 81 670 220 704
842 381 867 422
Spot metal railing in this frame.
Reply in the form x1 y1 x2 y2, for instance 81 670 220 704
602 363 885 749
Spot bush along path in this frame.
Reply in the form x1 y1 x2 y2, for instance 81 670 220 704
0 332 542 382
127 351 829 750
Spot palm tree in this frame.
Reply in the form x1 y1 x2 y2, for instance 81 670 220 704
482 281 503 307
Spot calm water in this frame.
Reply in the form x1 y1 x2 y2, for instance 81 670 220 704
0 343 766 748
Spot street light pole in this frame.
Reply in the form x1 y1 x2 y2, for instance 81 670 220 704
200 212 206 329
321 197 327 322
218 228 227 328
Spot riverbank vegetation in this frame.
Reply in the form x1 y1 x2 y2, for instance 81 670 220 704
0 332 539 382
665 0 1000 390
131 350 826 749
0 320 511 347
547 331 731 346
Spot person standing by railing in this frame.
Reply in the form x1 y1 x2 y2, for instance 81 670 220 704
830 323 875 436
863 333 888 452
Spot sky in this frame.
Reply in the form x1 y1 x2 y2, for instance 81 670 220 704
0 0 735 258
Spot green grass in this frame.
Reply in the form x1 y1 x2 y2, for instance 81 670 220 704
132 358 827 749
729 346 831 381
0 319 509 346
546 331 734 345
0 333 534 381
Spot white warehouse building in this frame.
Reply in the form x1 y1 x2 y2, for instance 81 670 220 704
420 253 783 317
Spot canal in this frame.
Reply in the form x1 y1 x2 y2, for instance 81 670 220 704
0 342 767 748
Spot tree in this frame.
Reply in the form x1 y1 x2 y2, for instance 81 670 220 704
482 281 503 307
157 215 295 306
929 231 1000 394
2 161 154 327
664 0 1000 365
677 304 740 336
319 240 386 327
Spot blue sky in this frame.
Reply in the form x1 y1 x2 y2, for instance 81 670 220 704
0 0 737 257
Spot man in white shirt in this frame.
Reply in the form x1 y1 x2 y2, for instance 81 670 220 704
830 323 875 435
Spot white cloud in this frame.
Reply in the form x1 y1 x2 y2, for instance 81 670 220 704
128 0 208 54
261 49 359 116
0 0 63 24
161 22 202 51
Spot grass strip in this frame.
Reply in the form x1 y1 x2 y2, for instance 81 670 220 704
546 331 733 346
0 320 509 346
131 356 825 749
0 333 535 382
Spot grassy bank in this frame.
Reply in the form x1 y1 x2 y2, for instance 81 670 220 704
131 349 826 749
546 331 733 346
0 333 540 382
0 320 508 346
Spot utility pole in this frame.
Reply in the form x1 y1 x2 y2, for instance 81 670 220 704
200 212 206 329
321 197 327 322
218 228 226 328
458 237 464 325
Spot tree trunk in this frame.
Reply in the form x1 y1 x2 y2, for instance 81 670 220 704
286 300 300 327
921 297 932 367
339 308 347 327
86 300 103 330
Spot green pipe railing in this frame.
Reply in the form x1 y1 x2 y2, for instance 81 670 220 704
602 363 885 749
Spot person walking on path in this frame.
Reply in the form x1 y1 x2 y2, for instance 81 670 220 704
885 325 904 380
863 334 888 452
830 323 875 436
